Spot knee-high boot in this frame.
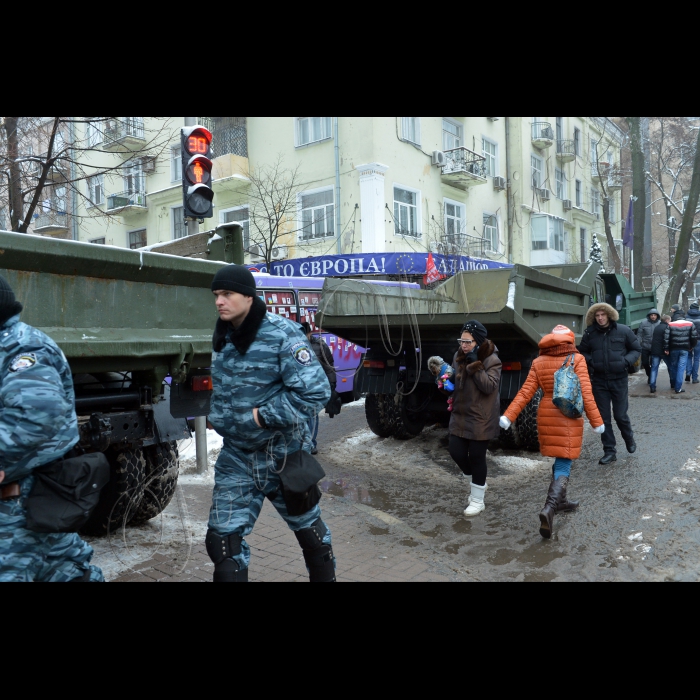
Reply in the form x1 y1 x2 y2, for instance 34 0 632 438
554 477 579 513
539 477 568 540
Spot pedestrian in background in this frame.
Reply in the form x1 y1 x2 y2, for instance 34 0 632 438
0 276 103 583
637 308 661 382
664 309 698 394
501 326 604 539
649 315 671 394
301 322 340 455
207 266 335 583
685 302 700 384
448 321 502 519
579 303 641 465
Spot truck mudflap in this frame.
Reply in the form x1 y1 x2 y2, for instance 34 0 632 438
154 386 191 443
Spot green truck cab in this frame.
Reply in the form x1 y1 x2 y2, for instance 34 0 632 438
318 262 656 450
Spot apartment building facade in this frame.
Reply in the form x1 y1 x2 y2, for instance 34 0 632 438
24 117 624 271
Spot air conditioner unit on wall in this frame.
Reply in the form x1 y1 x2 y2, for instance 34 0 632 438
248 244 264 259
432 151 446 167
563 200 573 211
539 188 551 201
494 176 507 191
271 245 289 261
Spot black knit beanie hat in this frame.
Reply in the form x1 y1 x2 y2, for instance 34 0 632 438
211 265 257 298
462 320 487 347
0 275 22 326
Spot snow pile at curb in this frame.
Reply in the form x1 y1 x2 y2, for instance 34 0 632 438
178 430 223 476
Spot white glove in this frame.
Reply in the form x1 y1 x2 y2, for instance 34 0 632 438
500 416 512 430
593 425 606 435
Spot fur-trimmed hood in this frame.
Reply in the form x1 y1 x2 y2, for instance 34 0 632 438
586 303 619 328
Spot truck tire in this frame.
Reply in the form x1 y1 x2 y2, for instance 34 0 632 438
129 443 180 526
499 399 519 449
516 390 543 452
365 394 396 438
393 392 427 441
82 448 147 536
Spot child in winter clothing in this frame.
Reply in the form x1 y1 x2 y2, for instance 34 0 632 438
500 326 605 540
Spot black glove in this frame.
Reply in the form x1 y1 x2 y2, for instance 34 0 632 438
325 391 343 419
466 351 479 365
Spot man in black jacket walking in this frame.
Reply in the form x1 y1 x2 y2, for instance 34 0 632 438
580 303 642 465
649 315 671 394
664 311 698 394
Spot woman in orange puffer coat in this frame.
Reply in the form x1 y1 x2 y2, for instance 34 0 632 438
500 326 605 539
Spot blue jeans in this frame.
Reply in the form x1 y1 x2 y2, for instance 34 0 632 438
669 350 689 392
649 355 667 391
688 348 700 382
553 458 573 480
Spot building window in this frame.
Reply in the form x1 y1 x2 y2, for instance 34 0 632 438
482 139 497 177
199 117 248 157
87 175 104 207
172 206 186 240
532 216 564 252
591 189 600 216
394 186 420 238
531 155 543 188
90 238 106 245
401 117 421 146
123 162 145 195
483 214 499 253
129 229 147 250
574 128 581 156
443 119 463 150
296 117 332 147
550 219 565 252
444 200 465 237
300 189 335 241
555 168 566 200
575 180 583 208
580 228 588 262
171 145 182 182
222 206 250 250
86 119 103 148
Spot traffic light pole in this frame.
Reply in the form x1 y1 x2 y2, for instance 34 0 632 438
184 117 209 475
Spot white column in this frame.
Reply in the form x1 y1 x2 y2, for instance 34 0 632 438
356 163 389 253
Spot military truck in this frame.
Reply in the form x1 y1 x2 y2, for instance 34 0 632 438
0 229 234 535
317 262 656 450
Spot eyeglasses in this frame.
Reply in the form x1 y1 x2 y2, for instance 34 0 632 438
458 340 477 347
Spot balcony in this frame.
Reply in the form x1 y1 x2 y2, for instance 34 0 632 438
532 122 555 150
438 234 492 259
592 162 611 182
103 119 146 152
556 140 576 163
441 148 488 190
107 190 147 214
34 211 69 235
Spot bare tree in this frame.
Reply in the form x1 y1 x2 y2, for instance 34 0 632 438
244 156 308 267
643 117 700 311
0 117 173 235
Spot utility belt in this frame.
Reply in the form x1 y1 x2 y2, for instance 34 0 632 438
0 482 21 502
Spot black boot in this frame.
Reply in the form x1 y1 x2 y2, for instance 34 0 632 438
554 478 579 513
540 477 568 540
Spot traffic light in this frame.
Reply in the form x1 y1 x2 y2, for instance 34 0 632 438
181 125 214 220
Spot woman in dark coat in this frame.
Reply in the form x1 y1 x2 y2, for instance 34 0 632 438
448 321 502 518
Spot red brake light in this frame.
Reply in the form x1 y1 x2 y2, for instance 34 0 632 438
192 376 213 392
364 361 386 370
502 362 523 372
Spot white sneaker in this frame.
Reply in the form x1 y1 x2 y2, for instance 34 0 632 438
464 483 487 518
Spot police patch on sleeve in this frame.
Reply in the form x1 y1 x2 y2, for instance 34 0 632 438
291 342 314 368
9 353 38 373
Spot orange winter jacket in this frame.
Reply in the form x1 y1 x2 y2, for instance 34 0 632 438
504 328 604 460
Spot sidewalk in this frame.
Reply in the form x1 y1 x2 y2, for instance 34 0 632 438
112 483 468 583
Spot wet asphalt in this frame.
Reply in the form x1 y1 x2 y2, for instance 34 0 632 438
317 369 700 582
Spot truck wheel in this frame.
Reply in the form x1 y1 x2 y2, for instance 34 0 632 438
129 443 180 526
81 448 147 536
499 399 519 449
365 394 396 438
393 392 427 441
516 390 543 452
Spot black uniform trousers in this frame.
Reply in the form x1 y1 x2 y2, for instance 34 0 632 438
592 376 634 454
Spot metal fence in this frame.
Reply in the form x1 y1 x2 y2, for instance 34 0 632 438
198 117 248 158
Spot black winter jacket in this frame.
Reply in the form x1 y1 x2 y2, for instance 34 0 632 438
579 321 642 380
651 322 670 357
664 320 699 352
687 307 700 334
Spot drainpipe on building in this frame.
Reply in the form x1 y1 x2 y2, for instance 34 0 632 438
334 117 342 255
505 116 514 263
69 117 78 241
